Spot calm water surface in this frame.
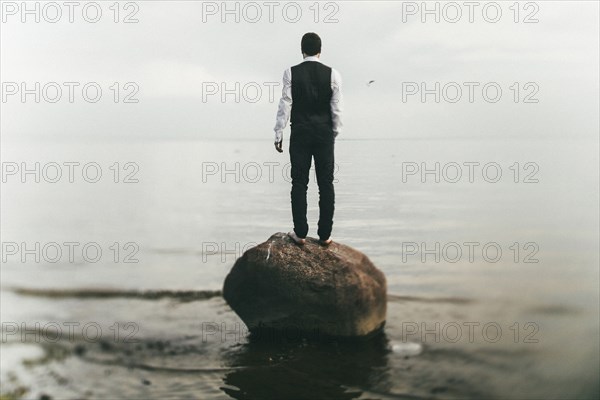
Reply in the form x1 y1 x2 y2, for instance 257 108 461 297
1 138 598 399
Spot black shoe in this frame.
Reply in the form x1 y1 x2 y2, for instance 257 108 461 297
319 237 332 246
288 231 306 245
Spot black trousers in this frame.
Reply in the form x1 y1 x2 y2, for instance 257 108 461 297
289 124 335 240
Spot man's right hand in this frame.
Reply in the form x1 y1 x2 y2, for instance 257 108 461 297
274 140 283 153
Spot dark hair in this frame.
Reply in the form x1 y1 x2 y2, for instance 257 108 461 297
301 33 321 56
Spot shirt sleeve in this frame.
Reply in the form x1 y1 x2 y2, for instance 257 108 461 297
331 68 344 138
273 68 292 143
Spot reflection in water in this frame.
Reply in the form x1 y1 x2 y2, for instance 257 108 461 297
221 332 392 400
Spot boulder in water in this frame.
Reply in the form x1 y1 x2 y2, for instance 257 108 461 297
223 232 387 338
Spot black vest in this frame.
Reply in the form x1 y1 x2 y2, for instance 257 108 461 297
290 61 333 129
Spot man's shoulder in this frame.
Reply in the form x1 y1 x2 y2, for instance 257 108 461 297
314 62 341 77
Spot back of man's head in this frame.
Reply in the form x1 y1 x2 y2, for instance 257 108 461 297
301 33 321 56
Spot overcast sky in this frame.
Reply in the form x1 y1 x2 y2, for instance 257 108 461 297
1 0 598 141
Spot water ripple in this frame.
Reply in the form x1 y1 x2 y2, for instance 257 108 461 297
6 287 223 302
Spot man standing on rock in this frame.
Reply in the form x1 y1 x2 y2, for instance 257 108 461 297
273 32 344 246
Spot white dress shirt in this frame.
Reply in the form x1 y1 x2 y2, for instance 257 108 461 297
273 55 343 143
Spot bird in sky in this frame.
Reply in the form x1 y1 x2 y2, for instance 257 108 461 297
367 80 375 86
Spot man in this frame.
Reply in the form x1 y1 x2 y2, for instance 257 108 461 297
273 32 343 246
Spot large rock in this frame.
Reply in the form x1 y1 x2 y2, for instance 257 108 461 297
223 232 387 337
